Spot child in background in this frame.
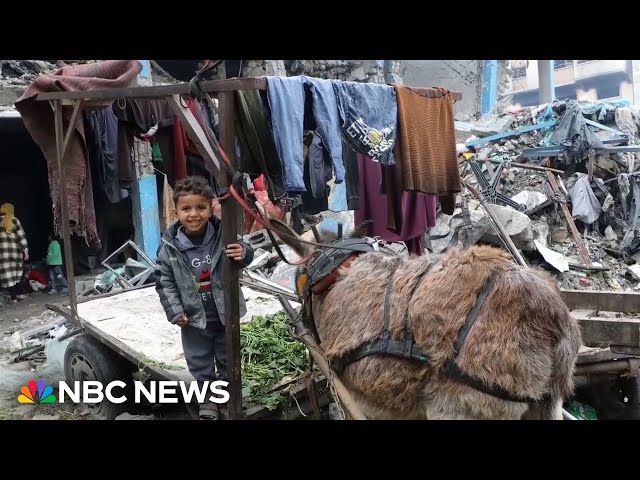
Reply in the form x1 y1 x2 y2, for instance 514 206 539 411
47 233 68 295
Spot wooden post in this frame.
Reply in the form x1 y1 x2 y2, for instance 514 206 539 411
53 100 83 328
218 91 243 420
545 171 593 266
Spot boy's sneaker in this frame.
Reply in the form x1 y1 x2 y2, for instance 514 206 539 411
48 289 59 295
60 288 69 294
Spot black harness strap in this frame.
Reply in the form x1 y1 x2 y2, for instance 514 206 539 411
330 264 549 405
441 270 547 404
332 261 433 373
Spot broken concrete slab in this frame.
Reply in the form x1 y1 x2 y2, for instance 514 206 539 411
470 113 515 137
604 225 618 242
533 219 550 248
469 203 534 250
510 190 551 215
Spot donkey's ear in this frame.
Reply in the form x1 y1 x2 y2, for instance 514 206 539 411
268 218 310 258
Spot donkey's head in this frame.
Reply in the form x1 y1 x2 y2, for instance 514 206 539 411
267 218 375 299
267 218 373 259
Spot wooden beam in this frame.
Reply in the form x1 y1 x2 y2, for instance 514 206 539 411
36 77 268 102
572 313 640 348
218 90 243 420
561 289 640 313
53 99 83 329
35 76 462 106
166 95 225 187
546 171 592 266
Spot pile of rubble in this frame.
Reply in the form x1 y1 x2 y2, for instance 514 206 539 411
440 97 640 292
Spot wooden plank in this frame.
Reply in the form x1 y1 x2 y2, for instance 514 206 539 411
36 77 267 102
561 289 640 313
167 95 225 187
546 171 592 266
218 90 243 420
53 100 82 328
484 159 564 174
572 313 640 347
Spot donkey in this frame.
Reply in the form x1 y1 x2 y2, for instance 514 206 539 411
268 219 582 420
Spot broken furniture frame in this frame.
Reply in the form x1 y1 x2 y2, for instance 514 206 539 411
101 240 156 290
36 76 462 421
467 159 526 211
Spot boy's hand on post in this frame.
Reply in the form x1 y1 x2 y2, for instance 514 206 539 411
225 243 245 262
176 313 188 328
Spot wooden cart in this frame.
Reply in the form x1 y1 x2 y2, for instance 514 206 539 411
52 285 329 420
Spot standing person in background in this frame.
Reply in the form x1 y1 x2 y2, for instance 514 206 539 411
0 203 29 304
47 233 68 295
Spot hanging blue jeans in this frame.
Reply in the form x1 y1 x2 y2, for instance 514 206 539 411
266 75 346 193
332 80 398 165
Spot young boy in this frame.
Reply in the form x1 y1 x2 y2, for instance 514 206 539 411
47 233 68 295
155 176 254 419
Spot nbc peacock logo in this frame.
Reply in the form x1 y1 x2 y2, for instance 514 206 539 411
17 380 57 404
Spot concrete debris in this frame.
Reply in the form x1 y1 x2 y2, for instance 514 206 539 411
115 412 156 420
468 202 534 251
447 97 640 292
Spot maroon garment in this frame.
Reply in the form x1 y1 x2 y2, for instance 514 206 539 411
354 154 436 255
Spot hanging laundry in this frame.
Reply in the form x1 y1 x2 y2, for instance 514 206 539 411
342 139 360 210
302 134 330 215
393 85 459 215
235 89 286 202
15 60 141 245
306 132 333 201
112 97 175 189
302 77 345 184
265 75 346 194
266 76 306 192
84 107 122 204
332 80 397 165
162 174 178 230
355 154 436 256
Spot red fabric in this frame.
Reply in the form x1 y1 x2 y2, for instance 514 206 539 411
242 189 286 235
15 60 142 246
253 175 266 191
28 269 48 285
172 99 211 181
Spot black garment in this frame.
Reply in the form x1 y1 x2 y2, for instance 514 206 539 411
84 109 121 204
307 132 333 201
235 89 286 202
8 283 18 300
342 139 360 210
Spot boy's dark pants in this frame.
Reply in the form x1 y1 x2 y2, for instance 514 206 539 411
181 320 228 385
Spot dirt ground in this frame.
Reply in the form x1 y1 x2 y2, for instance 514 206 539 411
0 288 192 420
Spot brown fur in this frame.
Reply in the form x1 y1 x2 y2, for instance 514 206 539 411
270 220 582 420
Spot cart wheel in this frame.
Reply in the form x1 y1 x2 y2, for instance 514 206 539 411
64 334 135 420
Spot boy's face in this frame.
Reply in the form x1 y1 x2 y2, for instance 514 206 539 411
176 194 212 235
